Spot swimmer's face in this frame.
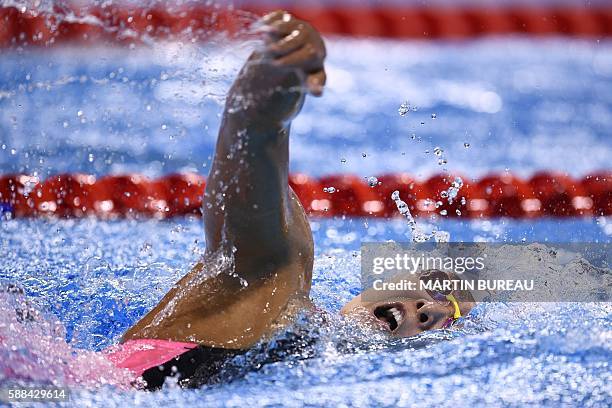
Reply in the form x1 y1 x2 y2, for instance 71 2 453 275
340 275 475 337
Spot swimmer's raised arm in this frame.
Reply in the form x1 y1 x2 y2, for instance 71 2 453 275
122 12 325 348
203 10 326 270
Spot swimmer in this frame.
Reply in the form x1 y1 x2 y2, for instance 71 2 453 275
113 11 475 389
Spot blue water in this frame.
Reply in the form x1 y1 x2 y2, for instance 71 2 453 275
1 217 611 406
1 38 611 178
0 34 611 407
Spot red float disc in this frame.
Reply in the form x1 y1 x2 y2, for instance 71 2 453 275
477 174 536 218
155 173 205 217
31 173 97 217
581 172 612 216
529 172 591 217
94 174 158 218
318 175 385 217
424 8 475 39
0 174 38 217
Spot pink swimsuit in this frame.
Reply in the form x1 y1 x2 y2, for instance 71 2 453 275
104 339 198 378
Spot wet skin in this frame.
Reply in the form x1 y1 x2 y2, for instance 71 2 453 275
122 11 474 348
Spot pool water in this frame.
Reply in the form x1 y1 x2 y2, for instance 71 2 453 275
1 38 611 178
1 35 611 407
1 217 611 406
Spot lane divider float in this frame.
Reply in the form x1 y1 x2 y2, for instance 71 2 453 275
1 172 610 219
1 5 611 48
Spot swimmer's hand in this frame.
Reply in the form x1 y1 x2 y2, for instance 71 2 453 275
227 11 326 124
256 11 327 96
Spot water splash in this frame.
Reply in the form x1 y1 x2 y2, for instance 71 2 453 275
445 177 464 205
391 191 448 242
0 287 133 389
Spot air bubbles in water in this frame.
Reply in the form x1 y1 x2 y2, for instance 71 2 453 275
361 152 367 158
433 146 443 156
464 142 470 148
366 176 379 187
323 187 336 193
431 113 437 119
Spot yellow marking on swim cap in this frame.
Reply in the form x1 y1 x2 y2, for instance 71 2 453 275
446 293 462 319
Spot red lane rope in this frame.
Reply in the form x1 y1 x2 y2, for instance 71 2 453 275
1 172 610 219
1 5 611 48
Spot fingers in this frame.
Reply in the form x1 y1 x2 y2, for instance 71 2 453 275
273 43 324 72
261 10 290 25
257 11 327 95
307 70 326 97
267 27 307 56
257 11 294 39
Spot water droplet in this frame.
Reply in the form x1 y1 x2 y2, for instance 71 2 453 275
88 153 94 162
361 152 367 158
433 230 450 243
63 121 69 128
464 142 470 148
433 146 443 156
440 209 448 216
146 105 152 111
323 187 336 193
398 101 410 116
431 113 437 119
340 158 346 163
455 209 462 216
77 110 83 117
161 124 167 130
367 176 379 187
10 148 17 155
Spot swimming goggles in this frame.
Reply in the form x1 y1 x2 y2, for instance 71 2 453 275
419 270 462 328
